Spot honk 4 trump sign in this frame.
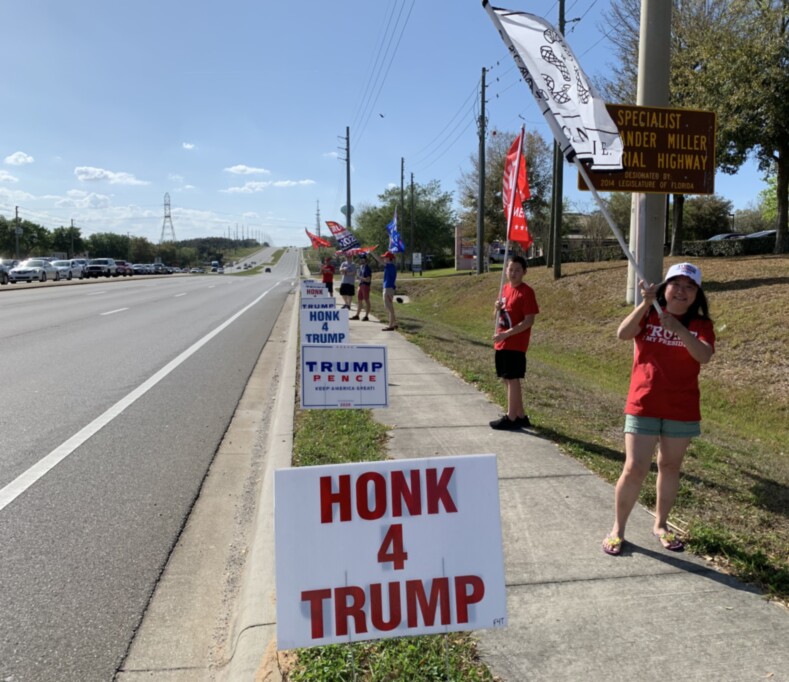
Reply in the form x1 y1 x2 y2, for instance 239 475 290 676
274 455 507 649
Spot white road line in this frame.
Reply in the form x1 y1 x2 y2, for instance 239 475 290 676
174 293 186 297
86 291 107 296
0 286 276 514
101 308 129 316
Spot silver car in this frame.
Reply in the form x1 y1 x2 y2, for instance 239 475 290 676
9 259 61 283
51 259 85 280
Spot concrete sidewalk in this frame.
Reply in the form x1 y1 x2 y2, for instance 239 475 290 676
344 307 789 681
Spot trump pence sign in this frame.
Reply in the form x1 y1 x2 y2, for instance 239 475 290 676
275 454 507 649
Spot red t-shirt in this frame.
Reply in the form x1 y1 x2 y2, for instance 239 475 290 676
321 263 335 283
625 309 715 421
494 282 539 352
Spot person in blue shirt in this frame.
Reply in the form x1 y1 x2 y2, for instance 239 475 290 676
382 251 397 331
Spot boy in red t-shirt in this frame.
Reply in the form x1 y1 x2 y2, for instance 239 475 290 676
490 255 539 430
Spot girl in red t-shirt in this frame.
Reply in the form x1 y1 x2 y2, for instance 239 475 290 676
603 262 715 556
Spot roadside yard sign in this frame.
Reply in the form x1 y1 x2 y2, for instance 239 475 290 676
578 104 716 195
301 344 388 409
275 454 507 649
300 305 349 345
302 280 330 298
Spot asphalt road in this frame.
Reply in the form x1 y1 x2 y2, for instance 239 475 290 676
0 248 299 681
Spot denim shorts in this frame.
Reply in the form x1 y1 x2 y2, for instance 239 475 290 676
624 414 700 438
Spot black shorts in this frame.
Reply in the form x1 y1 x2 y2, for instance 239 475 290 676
339 283 355 297
495 349 526 379
324 281 333 296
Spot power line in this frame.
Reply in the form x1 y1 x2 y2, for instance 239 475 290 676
356 0 416 147
350 0 402 133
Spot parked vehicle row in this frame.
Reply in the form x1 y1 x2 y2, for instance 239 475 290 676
0 257 186 285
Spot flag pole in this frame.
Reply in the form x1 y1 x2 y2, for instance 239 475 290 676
574 159 662 314
494 125 525 334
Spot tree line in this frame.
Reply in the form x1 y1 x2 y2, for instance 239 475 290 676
0 217 262 267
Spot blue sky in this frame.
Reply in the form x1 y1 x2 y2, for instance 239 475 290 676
0 0 767 248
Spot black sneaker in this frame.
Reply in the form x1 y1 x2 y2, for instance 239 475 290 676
489 415 518 430
350 314 360 320
515 415 532 428
362 316 369 321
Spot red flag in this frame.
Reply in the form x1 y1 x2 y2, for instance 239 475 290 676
305 228 331 249
502 130 532 250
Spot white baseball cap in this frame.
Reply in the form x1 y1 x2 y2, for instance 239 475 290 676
664 262 702 287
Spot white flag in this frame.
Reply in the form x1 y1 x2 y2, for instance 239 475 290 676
484 2 623 170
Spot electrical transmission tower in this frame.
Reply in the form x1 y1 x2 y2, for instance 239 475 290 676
160 193 176 243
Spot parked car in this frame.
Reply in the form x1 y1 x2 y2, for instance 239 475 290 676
707 233 744 241
85 258 118 278
0 263 8 285
743 229 777 240
51 259 83 280
9 259 61 283
0 258 19 271
114 260 134 276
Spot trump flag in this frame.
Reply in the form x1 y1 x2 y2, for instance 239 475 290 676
503 130 532 250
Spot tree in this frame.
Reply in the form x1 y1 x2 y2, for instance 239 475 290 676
457 130 552 251
354 180 456 260
85 232 131 259
683 194 734 240
51 225 85 257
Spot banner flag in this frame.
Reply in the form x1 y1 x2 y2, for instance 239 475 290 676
335 245 378 256
385 208 405 253
325 220 361 252
503 130 532 250
305 228 331 249
483 2 623 170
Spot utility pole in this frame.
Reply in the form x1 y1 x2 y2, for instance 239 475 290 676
549 0 565 279
14 206 20 260
410 172 417 275
316 200 321 239
627 0 671 302
400 158 405 268
338 128 352 228
70 218 75 257
476 67 486 275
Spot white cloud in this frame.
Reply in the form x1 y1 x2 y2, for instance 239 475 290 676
4 151 34 165
0 170 19 183
221 178 314 194
55 190 112 209
74 166 149 185
182 142 195 150
168 173 184 183
224 164 271 175
273 179 315 187
0 187 34 202
323 151 339 159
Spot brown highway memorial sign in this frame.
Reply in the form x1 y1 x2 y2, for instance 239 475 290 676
579 104 716 195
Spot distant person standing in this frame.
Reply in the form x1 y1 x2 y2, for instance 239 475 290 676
338 253 357 309
489 255 539 430
382 251 398 331
320 256 335 297
351 253 372 321
602 262 715 556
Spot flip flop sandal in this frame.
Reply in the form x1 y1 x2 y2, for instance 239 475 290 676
602 534 623 556
654 531 685 552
